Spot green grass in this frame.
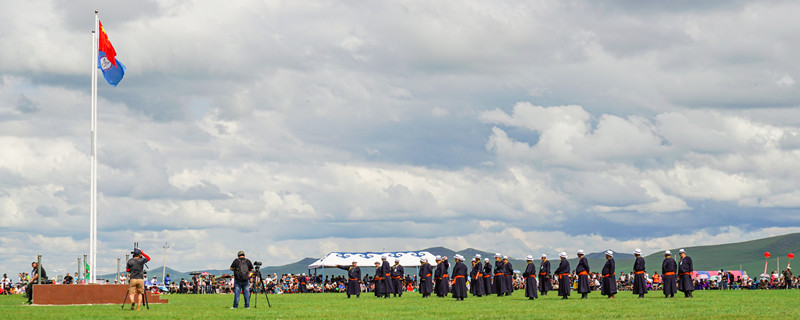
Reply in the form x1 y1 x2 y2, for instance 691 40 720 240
1 290 796 319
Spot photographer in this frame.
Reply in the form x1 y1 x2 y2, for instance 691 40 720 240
126 248 151 311
229 250 253 309
25 261 47 304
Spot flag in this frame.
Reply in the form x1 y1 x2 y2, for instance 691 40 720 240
98 21 126 86
84 261 91 280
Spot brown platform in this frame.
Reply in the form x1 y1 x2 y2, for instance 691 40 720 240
32 284 168 305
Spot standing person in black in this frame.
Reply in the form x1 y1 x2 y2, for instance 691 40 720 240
600 250 617 299
503 256 513 295
678 249 694 298
470 255 485 297
441 256 450 296
380 255 394 298
482 258 493 295
632 248 647 299
493 253 506 296
373 262 385 297
229 251 253 309
539 254 552 296
391 259 404 297
554 252 571 299
522 255 538 300
418 258 433 297
575 250 591 299
433 256 443 297
126 249 150 310
450 255 468 301
25 261 47 304
662 250 677 298
337 260 361 298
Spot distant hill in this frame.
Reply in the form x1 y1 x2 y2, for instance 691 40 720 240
100 233 800 281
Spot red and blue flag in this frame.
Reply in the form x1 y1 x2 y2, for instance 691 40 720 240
98 21 125 86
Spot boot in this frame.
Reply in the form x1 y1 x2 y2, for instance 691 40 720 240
581 293 587 299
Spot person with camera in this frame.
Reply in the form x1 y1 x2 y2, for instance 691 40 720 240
126 248 151 310
25 261 47 304
229 250 253 309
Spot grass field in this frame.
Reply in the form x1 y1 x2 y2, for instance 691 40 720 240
1 290 796 319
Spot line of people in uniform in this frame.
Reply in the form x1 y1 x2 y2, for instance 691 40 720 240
337 249 696 300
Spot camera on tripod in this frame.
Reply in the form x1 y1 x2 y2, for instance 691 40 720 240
254 261 263 268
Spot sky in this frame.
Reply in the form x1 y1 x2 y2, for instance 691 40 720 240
2 0 800 276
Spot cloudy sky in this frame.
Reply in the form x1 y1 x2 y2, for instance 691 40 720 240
2 0 800 276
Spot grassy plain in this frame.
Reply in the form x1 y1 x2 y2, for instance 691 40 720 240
1 290 796 319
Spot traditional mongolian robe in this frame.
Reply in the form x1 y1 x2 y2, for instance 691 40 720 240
451 261 468 299
470 261 485 296
336 265 361 297
504 261 514 294
576 256 591 294
554 259 571 297
380 260 394 296
662 258 677 296
418 262 433 296
539 259 552 294
522 262 539 299
600 258 617 296
483 261 494 294
494 260 507 296
678 256 695 293
632 256 647 295
391 264 404 296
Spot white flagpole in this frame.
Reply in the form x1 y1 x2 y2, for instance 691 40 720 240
90 10 99 284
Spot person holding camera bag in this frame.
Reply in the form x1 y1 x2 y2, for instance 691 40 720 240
229 251 253 309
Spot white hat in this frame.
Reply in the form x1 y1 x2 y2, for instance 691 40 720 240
665 250 672 255
475 254 481 259
495 253 502 258
605 250 613 256
484 258 490 262
420 258 427 262
381 254 388 259
302 273 305 276
435 255 442 260
577 249 585 255
526 255 533 261
679 249 685 253
559 252 567 258
455 254 463 260
503 255 508 260
634 248 642 255
541 254 547 258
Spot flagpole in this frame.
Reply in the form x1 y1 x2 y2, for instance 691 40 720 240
90 10 99 284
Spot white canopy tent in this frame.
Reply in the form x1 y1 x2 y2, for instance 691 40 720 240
308 251 439 293
309 251 439 269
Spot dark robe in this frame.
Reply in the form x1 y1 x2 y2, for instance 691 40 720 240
373 266 385 296
483 261 494 294
576 256 591 294
470 261 485 296
433 262 443 296
336 265 361 297
494 260 507 295
418 263 433 295
451 261 468 299
504 261 514 293
600 258 617 296
662 258 678 296
522 262 538 299
441 259 450 295
380 260 394 295
298 275 308 293
632 256 647 295
539 260 552 293
554 259 571 297
678 256 695 292
391 264 404 295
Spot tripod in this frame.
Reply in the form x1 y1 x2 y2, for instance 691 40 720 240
120 286 149 310
252 269 271 308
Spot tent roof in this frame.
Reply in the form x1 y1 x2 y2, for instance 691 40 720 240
308 251 439 269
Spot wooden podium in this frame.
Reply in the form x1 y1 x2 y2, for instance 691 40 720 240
32 284 168 305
